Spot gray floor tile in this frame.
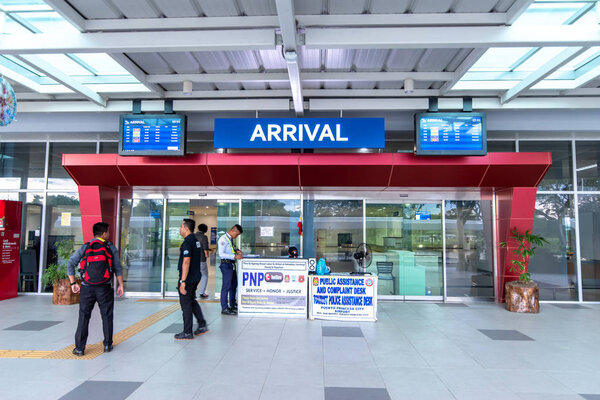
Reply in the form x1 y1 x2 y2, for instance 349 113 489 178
322 326 364 337
160 323 184 333
3 320 63 331
59 381 142 400
478 329 534 341
260 385 324 400
436 303 469 308
553 304 590 309
325 387 391 400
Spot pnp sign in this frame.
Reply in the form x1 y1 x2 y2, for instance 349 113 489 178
242 271 284 286
214 118 384 149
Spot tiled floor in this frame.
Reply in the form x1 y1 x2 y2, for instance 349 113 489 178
0 296 599 400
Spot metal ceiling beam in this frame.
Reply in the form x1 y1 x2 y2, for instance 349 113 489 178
85 16 280 32
83 13 507 32
163 88 441 98
275 0 303 115
147 71 453 84
14 55 107 106
501 47 588 104
297 13 506 27
304 25 600 49
439 48 487 95
505 0 535 25
0 29 276 54
109 53 165 96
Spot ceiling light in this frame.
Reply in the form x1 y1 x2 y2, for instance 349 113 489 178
404 78 414 94
182 80 193 96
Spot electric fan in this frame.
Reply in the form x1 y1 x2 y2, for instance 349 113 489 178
352 243 372 275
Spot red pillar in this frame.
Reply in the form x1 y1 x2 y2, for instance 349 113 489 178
77 186 119 243
0 200 22 301
495 187 537 302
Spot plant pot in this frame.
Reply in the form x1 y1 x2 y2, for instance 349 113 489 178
52 279 80 305
505 281 539 313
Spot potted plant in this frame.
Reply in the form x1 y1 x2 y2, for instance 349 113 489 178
42 239 80 305
500 228 549 313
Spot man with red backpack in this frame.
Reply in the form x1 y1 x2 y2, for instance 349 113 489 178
67 222 124 356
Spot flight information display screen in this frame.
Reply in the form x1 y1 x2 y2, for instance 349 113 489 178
415 112 486 156
119 114 186 156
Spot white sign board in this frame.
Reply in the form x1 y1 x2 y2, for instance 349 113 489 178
260 226 274 237
238 258 309 318
309 275 378 322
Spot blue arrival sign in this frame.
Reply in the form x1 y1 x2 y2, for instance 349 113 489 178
214 118 385 149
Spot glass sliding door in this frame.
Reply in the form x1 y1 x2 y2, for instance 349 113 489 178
119 199 163 294
366 202 443 299
444 200 495 298
215 200 240 298
241 199 301 258
165 201 188 295
303 200 363 273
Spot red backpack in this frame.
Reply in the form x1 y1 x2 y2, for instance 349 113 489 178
79 239 113 285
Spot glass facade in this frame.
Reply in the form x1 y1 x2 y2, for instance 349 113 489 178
520 141 573 191
0 137 599 302
528 194 578 301
0 143 46 189
578 194 600 301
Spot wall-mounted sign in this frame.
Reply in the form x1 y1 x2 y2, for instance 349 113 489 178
60 212 71 227
210 227 217 245
238 258 309 318
214 118 385 149
260 226 274 237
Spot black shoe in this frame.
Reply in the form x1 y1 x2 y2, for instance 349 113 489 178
200 293 209 299
194 326 209 336
174 332 194 340
221 308 236 315
72 348 84 357
104 344 113 353
230 307 238 313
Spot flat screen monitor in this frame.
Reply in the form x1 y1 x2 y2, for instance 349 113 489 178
415 112 486 156
119 114 186 156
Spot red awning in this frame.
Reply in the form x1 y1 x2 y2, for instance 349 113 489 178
63 152 551 188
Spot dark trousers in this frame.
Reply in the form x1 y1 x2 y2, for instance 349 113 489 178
178 281 206 334
219 262 237 311
75 284 114 350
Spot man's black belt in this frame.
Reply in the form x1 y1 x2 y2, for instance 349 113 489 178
221 259 235 264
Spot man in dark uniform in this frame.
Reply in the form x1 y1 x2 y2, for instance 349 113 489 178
67 222 123 356
175 218 208 340
194 223 210 299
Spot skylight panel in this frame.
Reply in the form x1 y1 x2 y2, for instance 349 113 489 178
514 47 567 71
75 54 130 76
514 2 590 26
37 54 94 76
15 11 78 34
470 48 533 72
0 13 29 33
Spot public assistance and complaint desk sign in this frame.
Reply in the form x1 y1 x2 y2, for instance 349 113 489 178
214 118 385 149
309 275 378 322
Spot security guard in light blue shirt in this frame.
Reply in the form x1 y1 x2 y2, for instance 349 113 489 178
218 224 243 315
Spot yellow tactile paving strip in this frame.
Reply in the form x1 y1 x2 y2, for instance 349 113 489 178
0 303 180 360
0 350 55 359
